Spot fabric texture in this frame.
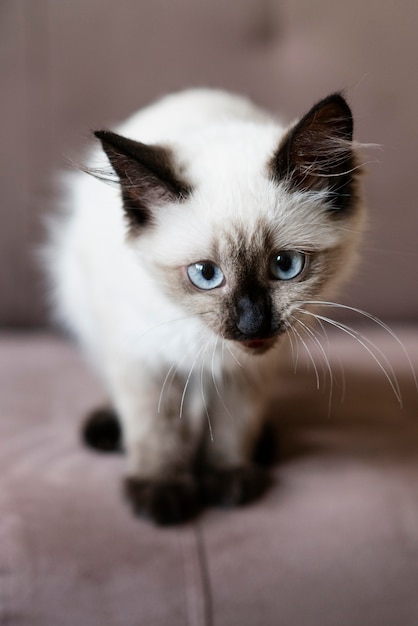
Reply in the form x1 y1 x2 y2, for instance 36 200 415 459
1 328 418 625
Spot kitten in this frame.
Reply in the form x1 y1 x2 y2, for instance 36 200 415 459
46 89 364 524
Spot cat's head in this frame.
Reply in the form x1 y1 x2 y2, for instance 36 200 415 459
93 94 365 354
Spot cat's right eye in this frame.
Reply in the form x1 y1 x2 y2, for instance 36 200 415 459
187 261 224 290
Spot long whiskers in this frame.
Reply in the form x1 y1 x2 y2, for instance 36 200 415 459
211 337 235 422
295 306 404 407
293 318 338 416
291 323 321 391
158 349 190 415
300 301 418 391
200 342 214 442
179 342 208 420
158 333 235 441
286 326 300 373
158 361 178 415
222 336 244 369
297 317 335 385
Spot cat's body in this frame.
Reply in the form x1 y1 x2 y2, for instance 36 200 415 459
46 89 364 524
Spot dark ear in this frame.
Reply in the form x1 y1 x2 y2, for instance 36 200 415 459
272 94 358 211
93 130 192 229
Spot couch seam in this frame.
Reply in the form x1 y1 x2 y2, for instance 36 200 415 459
178 523 213 626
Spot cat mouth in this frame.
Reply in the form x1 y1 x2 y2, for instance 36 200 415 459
239 337 278 353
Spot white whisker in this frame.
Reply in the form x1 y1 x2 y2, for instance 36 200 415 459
286 326 297 369
286 326 299 374
312 315 347 404
298 308 403 407
200 343 214 442
301 300 418 392
295 315 349 410
211 336 235 422
158 361 177 415
288 326 301 373
157 347 192 415
293 319 335 417
291 323 321 391
223 338 244 369
296 318 334 389
179 342 207 420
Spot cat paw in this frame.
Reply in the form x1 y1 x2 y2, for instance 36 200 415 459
124 476 200 525
198 465 270 508
82 407 123 453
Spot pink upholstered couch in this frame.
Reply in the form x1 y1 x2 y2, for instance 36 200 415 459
1 2 418 624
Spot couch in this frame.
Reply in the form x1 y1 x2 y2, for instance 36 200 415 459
1 2 418 624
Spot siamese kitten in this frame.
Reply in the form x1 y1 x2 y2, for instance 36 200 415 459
47 89 364 524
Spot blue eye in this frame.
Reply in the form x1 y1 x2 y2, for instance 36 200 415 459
269 251 306 281
187 261 224 290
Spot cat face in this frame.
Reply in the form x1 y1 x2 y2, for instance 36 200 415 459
93 94 364 353
149 207 361 354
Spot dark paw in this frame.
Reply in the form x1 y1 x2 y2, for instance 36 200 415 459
253 420 279 467
198 465 271 508
82 407 123 453
124 476 200 525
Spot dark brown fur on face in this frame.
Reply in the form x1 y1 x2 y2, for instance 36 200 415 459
218 225 283 342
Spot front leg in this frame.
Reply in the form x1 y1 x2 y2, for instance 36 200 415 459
197 373 271 507
109 364 204 525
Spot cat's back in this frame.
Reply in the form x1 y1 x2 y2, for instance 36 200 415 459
118 88 274 144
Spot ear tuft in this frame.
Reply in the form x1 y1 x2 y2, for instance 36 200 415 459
272 94 359 212
91 130 192 230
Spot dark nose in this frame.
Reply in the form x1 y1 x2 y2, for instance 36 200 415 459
235 294 272 339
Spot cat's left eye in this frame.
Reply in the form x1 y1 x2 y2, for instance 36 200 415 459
269 251 306 281
187 261 224 290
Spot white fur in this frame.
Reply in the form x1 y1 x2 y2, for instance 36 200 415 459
45 89 364 487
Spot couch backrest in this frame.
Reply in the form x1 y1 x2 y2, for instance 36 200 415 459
1 0 417 327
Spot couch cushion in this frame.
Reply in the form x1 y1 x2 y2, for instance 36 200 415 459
1 329 418 625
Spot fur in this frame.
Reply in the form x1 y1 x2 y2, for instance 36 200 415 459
45 89 365 524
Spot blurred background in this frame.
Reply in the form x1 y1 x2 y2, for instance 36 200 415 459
1 0 418 328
